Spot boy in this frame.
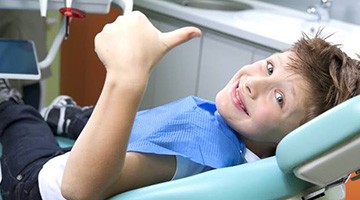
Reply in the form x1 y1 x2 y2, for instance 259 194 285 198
0 11 359 200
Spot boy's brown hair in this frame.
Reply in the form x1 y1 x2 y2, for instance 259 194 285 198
288 30 360 124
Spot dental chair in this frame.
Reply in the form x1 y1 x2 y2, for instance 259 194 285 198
54 95 360 199
0 94 356 199
0 95 357 199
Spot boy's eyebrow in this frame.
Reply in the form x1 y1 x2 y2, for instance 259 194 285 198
272 53 282 65
267 53 282 69
289 84 296 101
276 52 298 112
286 84 298 113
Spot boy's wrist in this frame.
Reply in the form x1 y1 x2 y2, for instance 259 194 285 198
104 72 148 95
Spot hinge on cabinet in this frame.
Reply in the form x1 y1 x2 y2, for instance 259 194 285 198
350 169 360 181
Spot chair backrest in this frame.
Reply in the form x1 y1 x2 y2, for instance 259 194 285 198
276 95 360 186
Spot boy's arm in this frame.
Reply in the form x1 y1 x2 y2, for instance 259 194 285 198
61 11 201 200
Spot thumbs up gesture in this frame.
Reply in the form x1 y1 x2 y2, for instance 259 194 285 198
94 11 201 85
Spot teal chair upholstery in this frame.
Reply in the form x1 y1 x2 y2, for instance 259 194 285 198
56 136 75 148
277 95 360 187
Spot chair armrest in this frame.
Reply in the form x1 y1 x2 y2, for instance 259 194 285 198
110 157 315 200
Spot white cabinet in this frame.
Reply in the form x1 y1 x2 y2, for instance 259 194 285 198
140 13 202 109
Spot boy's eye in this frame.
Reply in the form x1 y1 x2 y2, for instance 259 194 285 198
275 92 284 107
267 63 274 75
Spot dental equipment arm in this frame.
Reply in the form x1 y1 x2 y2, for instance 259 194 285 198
39 0 47 17
0 0 133 69
39 0 132 69
112 0 133 15
39 17 66 69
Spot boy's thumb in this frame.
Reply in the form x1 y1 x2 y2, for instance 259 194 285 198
161 27 202 51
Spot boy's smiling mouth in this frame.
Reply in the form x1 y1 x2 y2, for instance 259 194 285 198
232 82 249 116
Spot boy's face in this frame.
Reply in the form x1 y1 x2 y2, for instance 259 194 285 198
216 51 308 144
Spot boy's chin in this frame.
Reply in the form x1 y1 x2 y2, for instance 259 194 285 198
215 88 228 104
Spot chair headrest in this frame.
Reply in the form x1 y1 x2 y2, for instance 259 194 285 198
276 95 360 174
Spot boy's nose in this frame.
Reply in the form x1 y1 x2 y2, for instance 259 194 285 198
245 76 271 99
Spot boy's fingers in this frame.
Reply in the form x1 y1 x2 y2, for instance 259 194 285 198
161 27 202 51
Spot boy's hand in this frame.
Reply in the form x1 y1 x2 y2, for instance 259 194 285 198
94 11 201 85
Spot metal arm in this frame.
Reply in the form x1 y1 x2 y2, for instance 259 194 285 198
112 0 133 15
38 0 133 69
39 17 66 69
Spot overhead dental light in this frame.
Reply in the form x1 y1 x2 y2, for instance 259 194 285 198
59 0 86 39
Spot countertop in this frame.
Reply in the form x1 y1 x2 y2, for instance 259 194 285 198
134 0 360 58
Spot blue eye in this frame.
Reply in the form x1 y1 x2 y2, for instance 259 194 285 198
267 63 274 75
275 92 284 107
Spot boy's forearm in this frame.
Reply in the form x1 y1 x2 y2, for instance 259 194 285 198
62 73 147 199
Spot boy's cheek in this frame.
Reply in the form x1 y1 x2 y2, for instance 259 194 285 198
252 109 278 131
